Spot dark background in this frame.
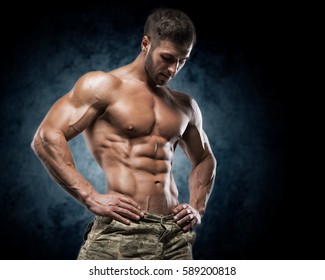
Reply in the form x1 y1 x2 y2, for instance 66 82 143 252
0 1 317 260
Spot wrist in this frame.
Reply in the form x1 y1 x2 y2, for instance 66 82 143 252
80 185 99 207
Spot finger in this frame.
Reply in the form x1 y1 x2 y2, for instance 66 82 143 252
108 211 131 225
181 221 194 232
176 213 195 226
173 205 183 214
118 201 144 217
115 206 143 221
181 216 197 232
119 196 142 209
174 208 191 221
173 204 188 214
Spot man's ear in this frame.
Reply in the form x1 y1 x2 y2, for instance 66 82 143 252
141 36 151 52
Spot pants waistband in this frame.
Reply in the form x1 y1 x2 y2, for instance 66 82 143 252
95 211 175 225
141 211 175 223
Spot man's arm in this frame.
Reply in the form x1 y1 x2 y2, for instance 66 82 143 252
31 71 143 224
174 98 217 232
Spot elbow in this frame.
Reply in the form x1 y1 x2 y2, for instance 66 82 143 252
31 126 56 157
207 152 217 173
193 153 217 186
211 155 217 183
206 153 217 184
31 129 43 157
211 156 217 180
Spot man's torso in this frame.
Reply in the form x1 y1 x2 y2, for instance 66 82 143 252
83 72 193 215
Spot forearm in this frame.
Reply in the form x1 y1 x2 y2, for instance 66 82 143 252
189 153 217 216
31 128 97 205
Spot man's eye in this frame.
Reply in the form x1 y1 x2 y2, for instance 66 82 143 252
162 56 174 62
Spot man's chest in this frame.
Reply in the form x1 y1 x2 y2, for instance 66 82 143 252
104 91 190 140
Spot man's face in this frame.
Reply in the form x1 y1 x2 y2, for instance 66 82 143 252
145 39 192 86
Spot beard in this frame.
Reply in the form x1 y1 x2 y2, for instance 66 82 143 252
144 49 168 87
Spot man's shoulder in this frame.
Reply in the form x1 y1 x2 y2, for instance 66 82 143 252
167 88 203 123
169 89 192 103
70 70 124 104
168 88 200 110
79 70 122 89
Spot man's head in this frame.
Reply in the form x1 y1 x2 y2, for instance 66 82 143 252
144 8 196 49
142 8 196 86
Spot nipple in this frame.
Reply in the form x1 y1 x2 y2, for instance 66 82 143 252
127 123 135 131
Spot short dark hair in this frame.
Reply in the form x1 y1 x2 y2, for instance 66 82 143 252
144 8 196 48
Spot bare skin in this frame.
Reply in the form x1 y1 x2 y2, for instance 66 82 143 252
31 36 217 232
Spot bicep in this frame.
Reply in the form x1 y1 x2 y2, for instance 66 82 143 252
178 98 213 165
38 75 108 140
179 124 212 166
39 95 98 140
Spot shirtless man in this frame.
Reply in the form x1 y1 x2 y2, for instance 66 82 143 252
31 8 217 260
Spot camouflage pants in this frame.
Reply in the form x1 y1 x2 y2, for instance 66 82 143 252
77 211 196 260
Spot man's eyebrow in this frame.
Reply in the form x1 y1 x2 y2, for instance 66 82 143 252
160 52 190 60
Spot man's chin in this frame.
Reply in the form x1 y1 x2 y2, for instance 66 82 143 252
156 79 168 87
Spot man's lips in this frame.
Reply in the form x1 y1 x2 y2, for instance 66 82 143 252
160 73 172 80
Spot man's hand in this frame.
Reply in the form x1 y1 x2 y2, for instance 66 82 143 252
173 204 201 232
87 192 144 225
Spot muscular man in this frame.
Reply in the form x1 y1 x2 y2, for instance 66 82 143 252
31 8 217 260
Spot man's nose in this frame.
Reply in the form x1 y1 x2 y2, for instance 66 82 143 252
168 61 179 74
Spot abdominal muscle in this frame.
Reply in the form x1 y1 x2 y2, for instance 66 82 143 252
87 133 180 215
